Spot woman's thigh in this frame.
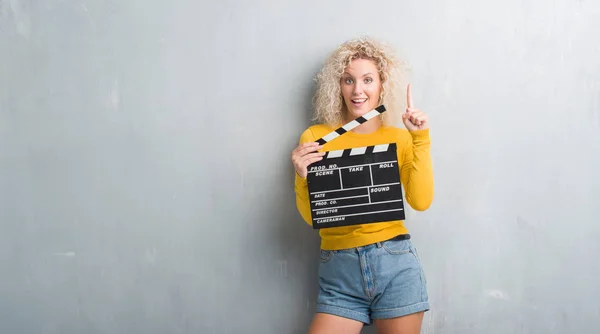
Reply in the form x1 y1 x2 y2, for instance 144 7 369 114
373 311 424 334
308 313 364 334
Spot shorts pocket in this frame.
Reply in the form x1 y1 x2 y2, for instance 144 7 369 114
410 247 427 284
319 250 333 263
382 239 411 255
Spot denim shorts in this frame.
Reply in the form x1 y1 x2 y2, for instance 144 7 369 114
316 235 429 325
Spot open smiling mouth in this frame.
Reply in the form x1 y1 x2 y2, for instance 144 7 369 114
351 98 367 106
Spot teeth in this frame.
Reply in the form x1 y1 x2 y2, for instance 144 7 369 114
352 99 367 103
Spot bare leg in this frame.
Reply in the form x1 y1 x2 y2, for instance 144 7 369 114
373 311 424 334
307 313 364 334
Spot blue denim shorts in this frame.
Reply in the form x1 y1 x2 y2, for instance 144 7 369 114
316 235 429 325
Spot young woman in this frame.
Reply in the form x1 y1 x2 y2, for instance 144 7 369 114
291 37 434 334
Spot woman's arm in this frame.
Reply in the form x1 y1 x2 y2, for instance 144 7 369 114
400 128 434 211
293 128 323 226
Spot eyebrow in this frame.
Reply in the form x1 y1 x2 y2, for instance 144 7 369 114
342 72 375 77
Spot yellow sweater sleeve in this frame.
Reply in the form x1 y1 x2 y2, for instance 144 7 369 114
400 129 434 211
294 128 316 226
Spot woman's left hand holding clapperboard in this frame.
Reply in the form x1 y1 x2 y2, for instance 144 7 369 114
292 142 326 179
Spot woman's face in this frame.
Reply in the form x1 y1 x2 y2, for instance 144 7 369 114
340 58 382 120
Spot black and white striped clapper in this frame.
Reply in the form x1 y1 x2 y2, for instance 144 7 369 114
314 105 386 145
306 105 405 229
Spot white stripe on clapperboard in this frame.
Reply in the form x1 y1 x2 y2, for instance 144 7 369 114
350 147 367 155
325 143 389 159
311 182 401 194
311 199 403 212
314 208 404 221
308 160 397 174
372 144 390 153
310 194 368 203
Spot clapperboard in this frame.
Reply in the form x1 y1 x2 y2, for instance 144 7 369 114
307 105 406 229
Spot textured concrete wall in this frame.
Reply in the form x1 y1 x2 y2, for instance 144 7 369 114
1 0 599 332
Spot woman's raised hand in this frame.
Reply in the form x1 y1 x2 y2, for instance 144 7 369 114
402 84 430 131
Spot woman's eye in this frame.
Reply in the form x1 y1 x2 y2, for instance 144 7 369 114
344 78 353 84
364 77 372 83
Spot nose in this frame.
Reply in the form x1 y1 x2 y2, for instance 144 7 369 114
352 81 363 96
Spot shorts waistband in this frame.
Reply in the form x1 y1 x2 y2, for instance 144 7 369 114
375 233 410 248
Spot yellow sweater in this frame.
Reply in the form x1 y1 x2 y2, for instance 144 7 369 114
294 124 434 250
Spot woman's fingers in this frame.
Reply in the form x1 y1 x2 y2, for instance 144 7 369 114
292 142 323 162
301 151 326 165
293 142 321 155
304 154 325 167
406 109 428 126
292 147 326 178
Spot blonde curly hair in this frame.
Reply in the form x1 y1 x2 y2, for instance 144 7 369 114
313 36 409 127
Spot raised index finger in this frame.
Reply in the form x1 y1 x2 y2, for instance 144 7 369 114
407 84 413 109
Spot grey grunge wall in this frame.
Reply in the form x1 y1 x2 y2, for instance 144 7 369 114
1 0 599 333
